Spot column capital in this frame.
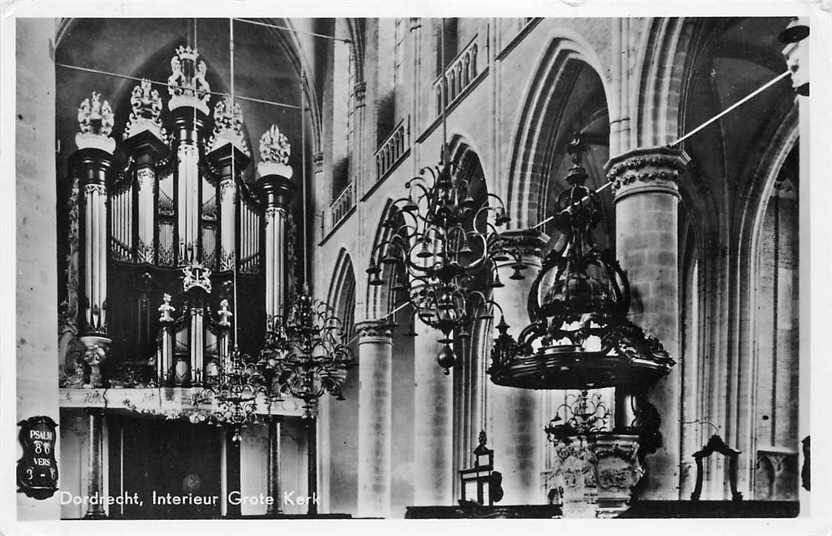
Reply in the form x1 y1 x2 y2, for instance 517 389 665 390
312 151 324 175
353 81 367 107
605 146 690 201
355 320 393 341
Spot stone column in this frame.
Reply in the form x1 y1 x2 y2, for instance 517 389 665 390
413 321 454 506
606 146 689 500
73 91 116 387
304 404 320 516
225 428 242 518
265 416 283 515
780 16 810 510
352 81 368 194
356 321 393 517
85 410 106 518
16 17 60 520
488 229 547 504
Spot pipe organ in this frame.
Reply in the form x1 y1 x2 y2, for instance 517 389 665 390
62 46 294 390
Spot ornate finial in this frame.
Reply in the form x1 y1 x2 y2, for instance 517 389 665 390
182 262 212 294
259 124 291 165
565 132 587 186
478 430 487 447
208 97 250 156
159 293 175 322
124 78 166 141
168 46 211 114
256 124 294 179
76 91 115 153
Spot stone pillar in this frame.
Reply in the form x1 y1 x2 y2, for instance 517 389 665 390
265 416 283 515
225 428 242 518
304 404 320 516
72 90 116 387
16 17 60 520
413 321 454 505
356 321 393 517
488 229 547 505
606 146 689 500
85 410 106 519
780 16 810 511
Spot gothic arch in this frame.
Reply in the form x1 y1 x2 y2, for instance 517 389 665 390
506 32 610 230
365 199 400 322
344 18 366 83
327 248 357 342
632 18 709 147
734 103 799 491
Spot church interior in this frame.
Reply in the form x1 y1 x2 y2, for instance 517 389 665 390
14 16 808 520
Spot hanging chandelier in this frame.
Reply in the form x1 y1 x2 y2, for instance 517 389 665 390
544 390 611 442
366 18 523 374
487 135 675 391
199 346 279 442
368 153 514 373
260 283 353 407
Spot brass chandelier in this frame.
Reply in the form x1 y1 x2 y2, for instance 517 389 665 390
259 283 353 407
487 136 674 391
368 18 519 373
368 155 513 372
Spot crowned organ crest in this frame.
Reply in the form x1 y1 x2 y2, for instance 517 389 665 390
167 46 212 113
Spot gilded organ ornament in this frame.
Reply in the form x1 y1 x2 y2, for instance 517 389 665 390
167 46 212 113
124 78 166 140
209 96 250 156
76 91 115 153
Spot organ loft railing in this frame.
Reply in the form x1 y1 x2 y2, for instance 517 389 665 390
58 46 288 390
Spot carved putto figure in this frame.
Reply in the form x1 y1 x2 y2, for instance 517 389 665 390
217 299 233 327
158 293 176 322
167 46 211 109
259 124 291 165
77 91 114 137
83 343 106 388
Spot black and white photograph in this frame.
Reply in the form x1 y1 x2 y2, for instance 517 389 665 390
5 2 829 531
